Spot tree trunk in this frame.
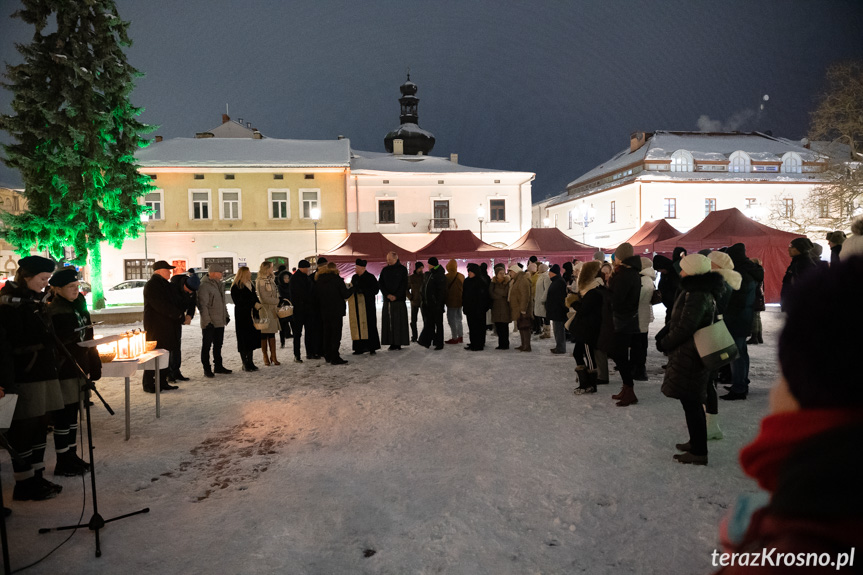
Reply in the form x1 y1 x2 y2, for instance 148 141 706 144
89 241 106 310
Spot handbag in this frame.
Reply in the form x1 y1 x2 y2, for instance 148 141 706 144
516 314 532 330
252 306 270 331
650 289 662 306
277 299 294 318
693 306 739 371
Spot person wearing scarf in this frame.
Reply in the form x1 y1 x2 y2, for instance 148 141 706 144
713 256 863 573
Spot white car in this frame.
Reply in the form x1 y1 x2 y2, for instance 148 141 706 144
86 279 147 306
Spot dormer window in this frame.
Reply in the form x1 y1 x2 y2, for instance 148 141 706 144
781 152 802 174
670 150 694 172
729 151 751 173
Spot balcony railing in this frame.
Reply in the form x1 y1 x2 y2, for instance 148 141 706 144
428 218 457 232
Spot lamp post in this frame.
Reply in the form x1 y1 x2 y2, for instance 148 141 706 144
140 212 150 275
577 204 596 243
476 205 485 240
310 206 321 256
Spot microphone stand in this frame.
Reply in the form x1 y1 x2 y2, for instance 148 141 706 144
34 301 149 558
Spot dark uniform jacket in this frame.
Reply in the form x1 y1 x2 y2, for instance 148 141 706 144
48 293 101 381
421 265 446 312
289 271 314 317
725 246 764 338
545 275 568 322
143 274 185 350
781 254 816 310
379 262 408 301
315 268 353 320
461 275 490 317
169 274 197 318
0 282 58 391
609 256 642 334
231 282 260 353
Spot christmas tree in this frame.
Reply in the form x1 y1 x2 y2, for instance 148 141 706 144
0 0 155 309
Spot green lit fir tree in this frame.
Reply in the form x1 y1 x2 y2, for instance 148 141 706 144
0 0 155 308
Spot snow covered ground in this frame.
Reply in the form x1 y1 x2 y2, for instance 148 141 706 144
4 305 782 574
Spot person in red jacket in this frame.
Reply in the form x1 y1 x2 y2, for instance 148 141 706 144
713 256 863 574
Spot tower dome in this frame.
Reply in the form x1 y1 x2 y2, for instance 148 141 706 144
384 74 435 155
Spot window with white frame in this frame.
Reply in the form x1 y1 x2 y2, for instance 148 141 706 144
219 189 241 220
489 199 505 221
610 201 616 223
144 190 163 220
670 150 694 172
300 188 320 219
781 152 802 174
189 189 211 220
268 189 290 219
729 151 751 173
705 198 716 215
819 198 829 218
663 198 677 219
377 199 395 224
783 198 794 218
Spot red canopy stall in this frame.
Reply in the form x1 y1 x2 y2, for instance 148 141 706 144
506 227 598 264
616 219 682 255
413 230 511 275
653 208 801 304
321 232 416 277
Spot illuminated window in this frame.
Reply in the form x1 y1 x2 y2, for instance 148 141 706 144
670 150 694 172
301 189 320 219
269 189 290 219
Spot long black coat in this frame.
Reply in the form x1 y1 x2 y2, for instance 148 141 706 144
315 268 352 321
609 256 642 334
781 254 816 310
421 265 446 312
545 275 568 322
48 293 101 381
276 269 292 300
169 274 197 318
231 283 260 353
658 272 725 403
378 262 408 301
461 275 490 317
725 256 763 338
570 285 605 347
0 282 59 390
289 270 314 317
143 274 185 350
350 271 380 350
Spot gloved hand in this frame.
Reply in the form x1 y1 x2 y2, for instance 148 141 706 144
204 322 214 330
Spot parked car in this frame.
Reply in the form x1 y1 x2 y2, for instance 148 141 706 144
85 279 146 306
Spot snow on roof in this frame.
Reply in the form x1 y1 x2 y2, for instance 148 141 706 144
136 137 351 168
568 131 824 189
350 149 527 175
203 120 261 138
809 140 855 161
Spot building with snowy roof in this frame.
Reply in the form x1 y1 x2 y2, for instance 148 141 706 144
535 131 829 248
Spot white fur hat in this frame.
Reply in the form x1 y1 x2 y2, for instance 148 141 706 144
680 253 711 276
707 251 734 270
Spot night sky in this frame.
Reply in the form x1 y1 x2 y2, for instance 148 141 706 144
1 1 862 199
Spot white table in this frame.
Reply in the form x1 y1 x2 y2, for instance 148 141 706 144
99 349 169 440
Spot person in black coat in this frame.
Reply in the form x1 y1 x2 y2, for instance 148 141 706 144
418 257 447 350
167 271 199 382
314 263 353 364
826 231 845 266
379 252 410 350
780 237 816 311
230 266 260 371
0 255 65 501
461 263 490 351
652 254 680 325
571 261 605 394
656 254 726 465
288 261 318 362
276 264 293 346
142 261 185 393
47 268 101 477
349 260 381 355
722 244 764 400
608 243 642 406
546 264 568 354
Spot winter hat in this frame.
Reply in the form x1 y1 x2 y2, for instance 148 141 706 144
49 267 78 287
185 274 201 291
639 257 653 271
529 256 538 263
726 243 748 263
480 263 488 273
508 264 521 274
811 243 824 258
679 254 711 276
672 247 687 262
593 250 606 262
549 264 561 275
208 264 224 275
298 260 311 269
414 261 424 270
153 260 175 271
19 255 55 275
698 248 713 257
466 263 480 274
826 231 846 245
707 250 734 270
779 256 863 408
613 242 634 262
355 258 367 267
652 254 673 272
527 262 537 273
493 263 505 272
428 257 439 267
538 263 548 273
277 264 287 272
790 237 813 253
563 261 573 272
316 257 328 265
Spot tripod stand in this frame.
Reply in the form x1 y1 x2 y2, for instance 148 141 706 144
35 301 149 558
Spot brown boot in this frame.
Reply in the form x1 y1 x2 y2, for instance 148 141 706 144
269 338 280 365
261 341 270 366
519 330 531 352
615 385 638 407
612 387 626 400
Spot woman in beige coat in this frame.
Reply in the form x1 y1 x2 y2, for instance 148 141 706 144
256 261 281 365
508 264 533 351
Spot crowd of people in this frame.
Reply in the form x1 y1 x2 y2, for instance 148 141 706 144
2 217 862 569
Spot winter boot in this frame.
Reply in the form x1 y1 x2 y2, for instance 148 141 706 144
261 342 271 366
34 469 63 494
612 387 626 400
540 324 552 339
54 449 90 477
214 363 232 374
615 385 638 407
573 367 597 395
706 413 724 440
269 339 280 365
674 452 708 465
203 365 215 378
632 364 648 381
13 476 60 501
675 442 691 452
519 331 532 352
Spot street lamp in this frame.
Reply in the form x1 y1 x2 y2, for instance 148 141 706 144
140 212 150 275
310 206 321 256
476 205 485 240
576 204 596 243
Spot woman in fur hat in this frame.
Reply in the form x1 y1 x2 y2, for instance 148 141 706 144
571 261 606 394
656 254 726 465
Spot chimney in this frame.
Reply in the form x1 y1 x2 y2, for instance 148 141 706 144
252 131 263 140
630 131 647 153
155 135 163 143
337 135 345 140
222 113 230 124
450 153 458 164
393 139 404 155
